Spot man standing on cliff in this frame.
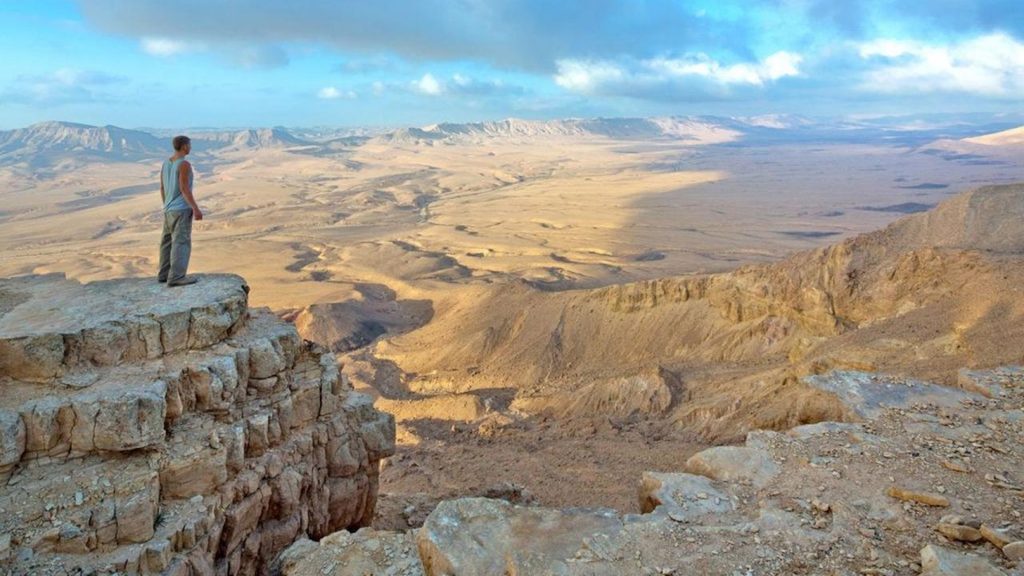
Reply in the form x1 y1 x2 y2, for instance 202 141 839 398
157 135 203 286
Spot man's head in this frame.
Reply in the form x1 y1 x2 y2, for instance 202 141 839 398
172 135 191 155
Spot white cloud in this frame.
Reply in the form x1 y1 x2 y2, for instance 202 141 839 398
414 73 444 95
647 52 801 86
553 60 626 92
141 37 191 57
553 51 802 97
140 37 288 69
317 86 356 99
858 33 1024 96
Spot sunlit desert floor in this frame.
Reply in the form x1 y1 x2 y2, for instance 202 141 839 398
2 132 1022 509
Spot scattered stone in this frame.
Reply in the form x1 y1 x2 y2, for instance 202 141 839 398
919 544 1005 576
886 486 950 507
936 522 983 542
940 460 970 473
980 524 1014 549
1003 541 1024 561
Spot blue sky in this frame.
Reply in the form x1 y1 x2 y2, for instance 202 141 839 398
1 0 1022 129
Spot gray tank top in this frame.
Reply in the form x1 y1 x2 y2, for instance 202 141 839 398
162 158 192 212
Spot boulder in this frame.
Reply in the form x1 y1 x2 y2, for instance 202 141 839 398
417 498 623 576
684 446 779 487
278 529 424 576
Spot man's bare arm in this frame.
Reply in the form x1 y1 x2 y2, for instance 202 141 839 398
178 160 203 220
159 168 165 204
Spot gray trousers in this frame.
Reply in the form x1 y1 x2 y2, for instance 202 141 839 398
157 209 192 283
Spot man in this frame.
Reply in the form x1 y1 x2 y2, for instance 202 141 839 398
157 135 204 286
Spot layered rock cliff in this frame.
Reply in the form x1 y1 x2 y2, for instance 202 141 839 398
0 273 395 574
370 184 1024 441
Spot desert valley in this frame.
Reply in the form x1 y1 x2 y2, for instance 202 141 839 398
1 115 1024 574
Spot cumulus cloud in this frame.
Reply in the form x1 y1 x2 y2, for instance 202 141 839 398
858 33 1024 96
317 86 356 99
414 73 443 96
404 73 523 98
554 52 802 100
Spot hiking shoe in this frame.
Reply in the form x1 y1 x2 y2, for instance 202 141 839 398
167 276 199 287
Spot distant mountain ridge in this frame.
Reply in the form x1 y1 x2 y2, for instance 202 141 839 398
188 127 311 150
0 121 164 165
376 116 759 145
4 116 1016 169
0 122 314 168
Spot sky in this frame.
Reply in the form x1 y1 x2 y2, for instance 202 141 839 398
0 0 1022 129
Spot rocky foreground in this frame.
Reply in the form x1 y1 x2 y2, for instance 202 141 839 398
280 368 1024 575
0 273 395 574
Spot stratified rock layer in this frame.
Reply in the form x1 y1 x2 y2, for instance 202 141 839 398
0 273 395 575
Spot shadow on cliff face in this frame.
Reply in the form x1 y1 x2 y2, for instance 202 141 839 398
283 282 433 355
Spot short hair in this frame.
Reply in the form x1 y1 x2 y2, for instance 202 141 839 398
172 135 191 151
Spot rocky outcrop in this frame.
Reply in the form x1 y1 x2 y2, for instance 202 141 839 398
281 366 1022 575
0 273 395 574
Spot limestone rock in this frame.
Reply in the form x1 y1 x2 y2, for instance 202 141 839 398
684 446 779 487
980 525 1015 550
638 471 734 522
886 486 950 507
786 421 864 439
936 522 983 542
278 529 423 576
920 544 1005 576
417 498 623 576
1003 541 1024 561
804 371 982 419
0 273 248 381
0 273 395 575
0 410 25 477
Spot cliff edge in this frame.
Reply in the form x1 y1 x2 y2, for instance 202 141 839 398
0 273 396 574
